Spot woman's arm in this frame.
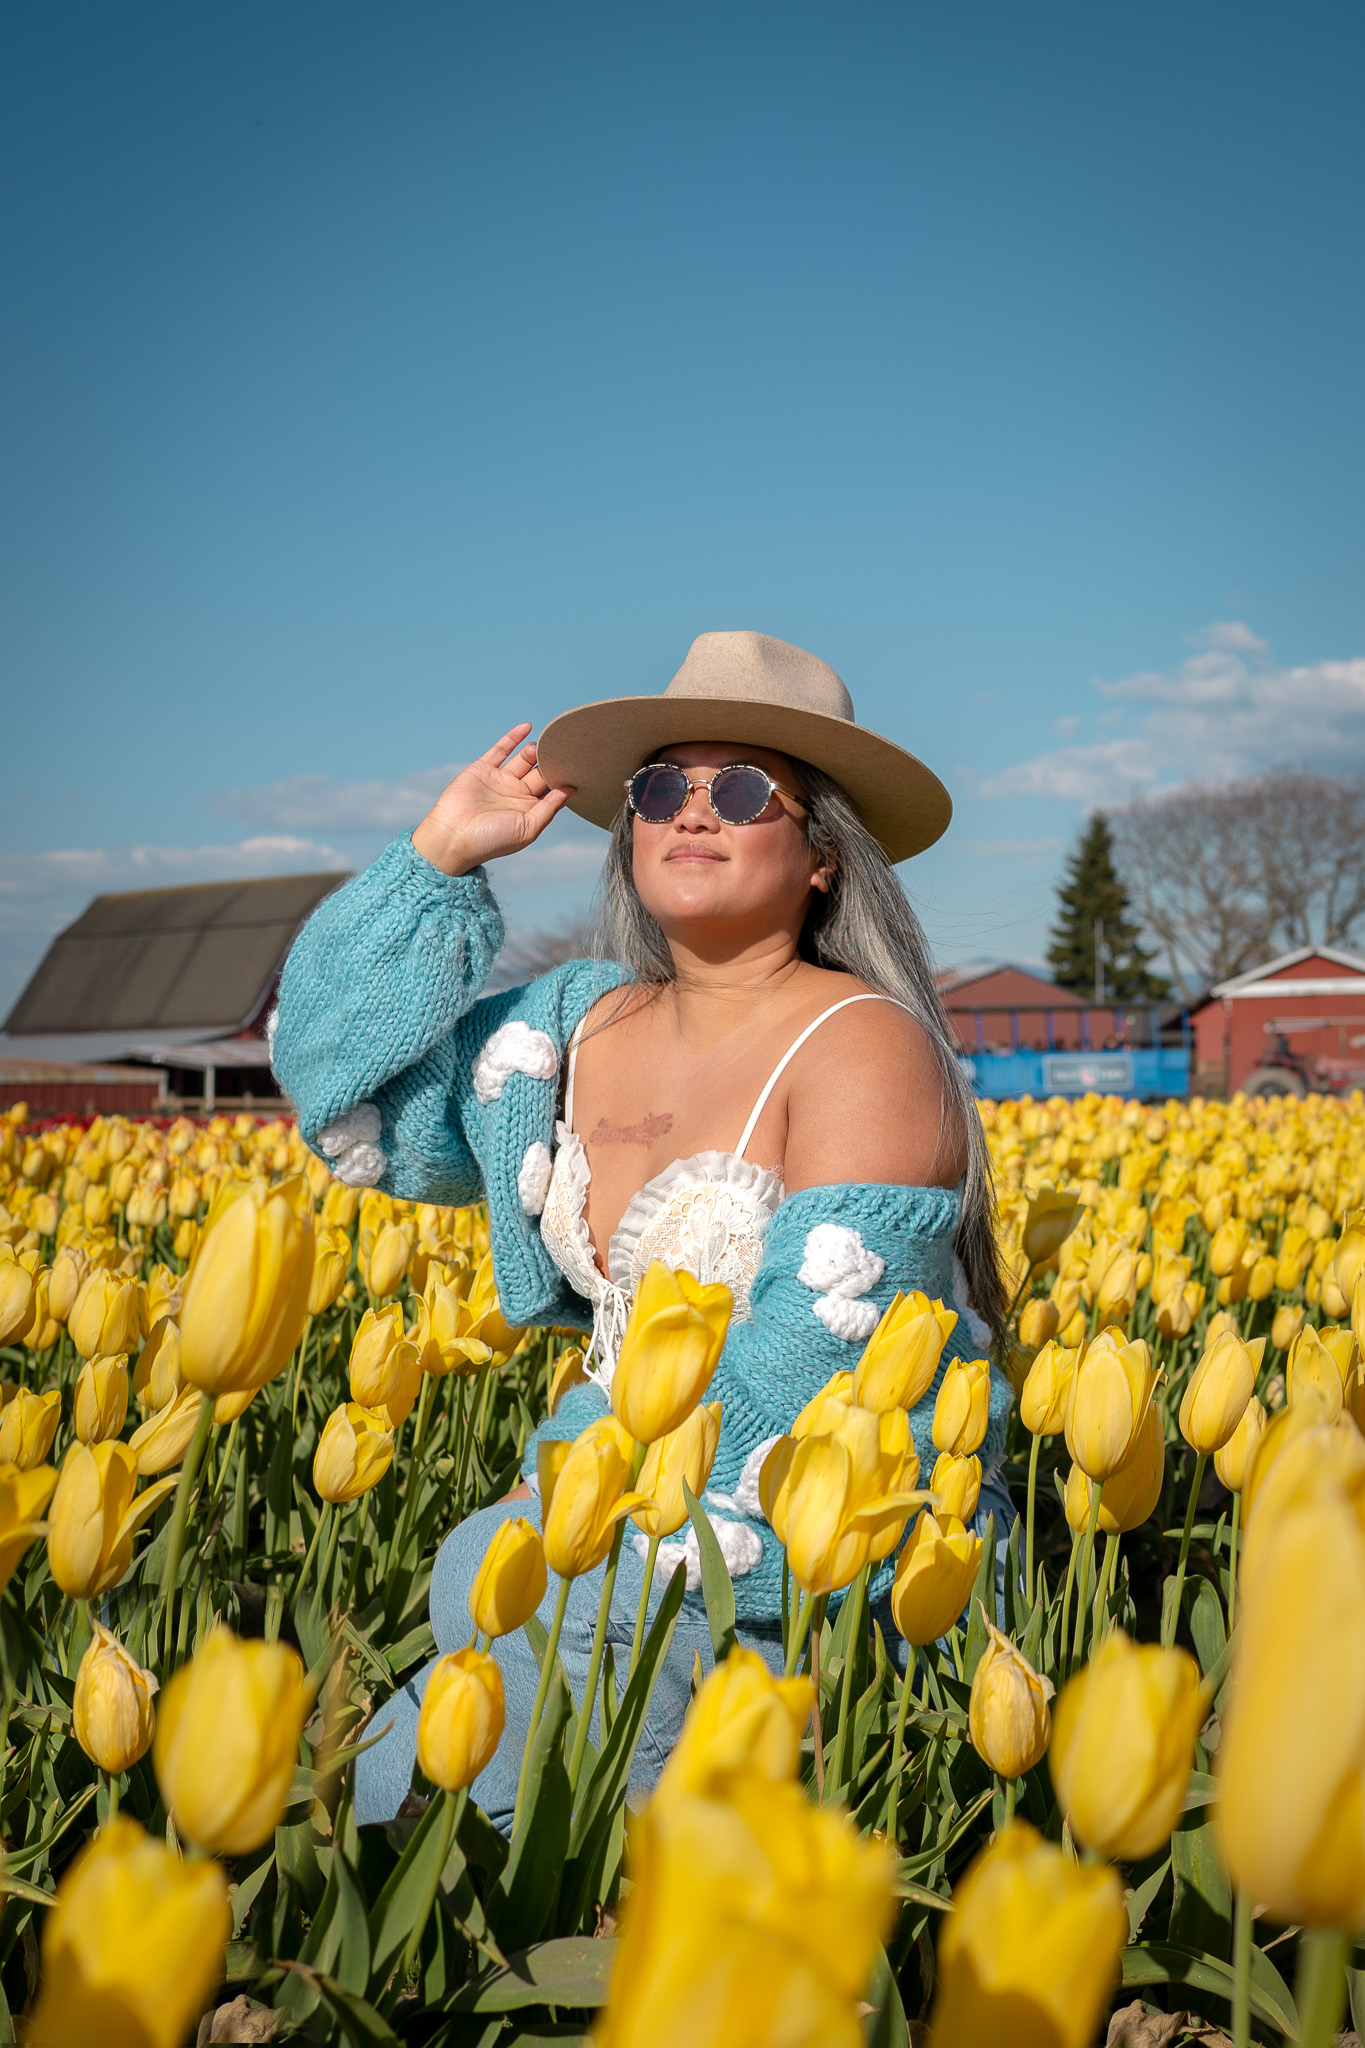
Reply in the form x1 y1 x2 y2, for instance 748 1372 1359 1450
781 998 967 1192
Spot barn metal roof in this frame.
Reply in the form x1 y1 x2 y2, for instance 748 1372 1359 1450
2 872 348 1037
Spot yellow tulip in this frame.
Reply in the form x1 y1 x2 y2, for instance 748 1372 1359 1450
632 1402 721 1540
0 1245 37 1345
1020 1339 1081 1438
73 1623 157 1774
67 1268 140 1360
167 1171 200 1219
969 1622 1052 1779
214 1386 257 1426
30 1191 60 1238
1021 1186 1084 1266
1017 1296 1059 1352
1064 1330 1160 1483
1064 1403 1164 1536
366 1218 415 1298
611 1260 731 1444
931 1450 982 1523
25 1816 230 2048
133 1316 183 1414
179 1175 314 1397
654 1646 813 1803
0 1388 60 1470
1238 1418 1365 1606
931 1356 991 1456
322 1181 360 1228
154 1624 312 1855
543 1415 654 1578
1214 1394 1266 1493
416 1647 505 1791
0 1463 58 1593
1286 1323 1350 1420
307 1224 351 1316
24 1270 59 1353
1179 1329 1263 1455
73 1353 130 1444
536 1436 573 1522
1209 1217 1250 1278
47 1441 178 1599
1334 1211 1365 1303
1155 1278 1201 1342
411 1269 494 1378
769 1405 924 1595
851 1290 957 1413
789 1369 855 1439
1050 1630 1208 1858
348 1301 422 1426
468 1515 547 1637
312 1402 395 1503
173 1217 198 1262
890 1511 981 1647
1095 1242 1138 1326
1246 1254 1276 1302
548 1344 589 1414
928 1821 1125 2048
128 1385 204 1476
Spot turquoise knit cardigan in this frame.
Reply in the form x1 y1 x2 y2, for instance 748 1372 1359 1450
272 833 1010 1623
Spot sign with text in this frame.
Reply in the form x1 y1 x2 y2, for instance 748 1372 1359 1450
1041 1052 1134 1094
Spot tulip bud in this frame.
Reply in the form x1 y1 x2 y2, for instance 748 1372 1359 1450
1017 1296 1059 1352
851 1290 957 1412
173 1217 198 1262
48 1441 178 1599
128 1385 206 1476
322 1182 361 1229
889 1511 981 1647
26 1817 230 2048
67 1268 141 1362
1050 1630 1208 1859
168 1172 199 1220
0 1463 58 1594
1246 1254 1276 1302
0 1246 37 1346
73 1354 130 1444
1179 1329 1263 1455
366 1219 415 1299
969 1620 1053 1779
178 1175 313 1398
633 1402 721 1539
308 1224 351 1316
543 1416 653 1578
1286 1323 1349 1420
1209 1218 1250 1278
931 1357 991 1457
536 1437 573 1523
548 1344 589 1415
1155 1279 1196 1341
0 1388 61 1470
348 1302 422 1426
929 1822 1125 2048
771 1405 923 1596
611 1261 731 1444
154 1624 312 1854
1021 1186 1084 1266
411 1270 494 1379
1214 1395 1266 1493
1095 1243 1138 1326
930 1450 981 1523
1020 1340 1080 1438
416 1647 505 1792
73 1623 157 1774
133 1316 183 1413
655 1646 814 1804
312 1402 395 1504
1064 1403 1164 1537
1065 1330 1160 1483
468 1515 547 1637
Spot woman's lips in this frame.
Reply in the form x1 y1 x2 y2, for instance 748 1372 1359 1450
664 847 723 861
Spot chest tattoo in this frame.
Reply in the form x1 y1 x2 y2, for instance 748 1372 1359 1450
586 1111 674 1148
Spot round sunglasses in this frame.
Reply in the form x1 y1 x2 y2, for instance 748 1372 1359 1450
624 761 806 826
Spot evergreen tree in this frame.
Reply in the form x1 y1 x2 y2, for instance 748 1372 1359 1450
1047 814 1170 1001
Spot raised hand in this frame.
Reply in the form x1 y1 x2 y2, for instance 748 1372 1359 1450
411 725 576 876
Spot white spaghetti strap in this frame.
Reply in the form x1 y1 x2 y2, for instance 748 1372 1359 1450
563 1020 587 1132
735 993 911 1159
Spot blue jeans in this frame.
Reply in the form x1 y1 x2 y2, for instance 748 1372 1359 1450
353 1478 1015 1830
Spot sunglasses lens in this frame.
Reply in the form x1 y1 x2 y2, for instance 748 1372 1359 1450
630 764 691 821
709 766 775 824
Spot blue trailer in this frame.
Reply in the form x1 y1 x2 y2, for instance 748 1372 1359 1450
960 1045 1191 1101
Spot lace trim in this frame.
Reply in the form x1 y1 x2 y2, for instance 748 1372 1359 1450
608 1150 782 1299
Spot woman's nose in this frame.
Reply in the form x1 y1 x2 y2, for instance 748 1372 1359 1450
673 781 718 829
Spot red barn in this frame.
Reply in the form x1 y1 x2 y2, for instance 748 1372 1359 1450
1191 945 1365 1097
936 964 1120 1054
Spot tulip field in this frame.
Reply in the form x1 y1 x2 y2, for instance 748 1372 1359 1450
0 1087 1362 2047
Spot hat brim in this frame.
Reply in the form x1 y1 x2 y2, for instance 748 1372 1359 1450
536 696 952 863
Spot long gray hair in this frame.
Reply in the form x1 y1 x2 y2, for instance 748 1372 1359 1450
590 758 1006 1344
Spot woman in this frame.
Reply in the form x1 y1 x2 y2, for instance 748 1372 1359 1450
272 629 1012 1829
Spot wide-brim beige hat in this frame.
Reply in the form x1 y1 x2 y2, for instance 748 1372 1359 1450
536 630 952 863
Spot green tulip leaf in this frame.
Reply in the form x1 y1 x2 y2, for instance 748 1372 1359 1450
682 1481 737 1664
489 1669 573 1952
1121 1940 1299 2040
447 1934 618 2013
962 1512 998 1682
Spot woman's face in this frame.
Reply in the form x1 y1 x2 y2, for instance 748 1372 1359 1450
630 741 830 948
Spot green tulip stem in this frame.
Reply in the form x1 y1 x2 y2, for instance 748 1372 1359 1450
342 1492 370 1613
289 1315 312 1432
784 1589 815 1679
780 1552 791 1665
1231 1891 1253 2048
1092 1531 1118 1642
1071 1484 1104 1672
1005 1260 1038 1325
1227 1489 1242 1632
883 1651 916 1841
513 1573 571 1834
454 1368 485 1510
1295 1927 1348 2048
400 1783 467 1985
1001 1776 1016 1828
203 1416 241 1528
809 1594 829 1801
160 1391 217 1666
628 1533 660 1679
105 1772 120 1824
831 1563 870 1802
296 1501 333 1607
1058 1527 1080 1682
1163 1451 1207 1649
392 1372 435 1570
1024 1430 1043 1607
568 1521 625 1796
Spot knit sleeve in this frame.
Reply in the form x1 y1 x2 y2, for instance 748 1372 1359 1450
271 834 504 1198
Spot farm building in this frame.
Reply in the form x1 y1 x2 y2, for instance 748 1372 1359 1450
0 871 347 1118
936 964 1123 1055
1189 945 1365 1098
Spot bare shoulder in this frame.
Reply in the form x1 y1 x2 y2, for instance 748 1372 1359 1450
782 990 967 1192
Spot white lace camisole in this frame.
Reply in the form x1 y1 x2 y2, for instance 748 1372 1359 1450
538 992 906 1392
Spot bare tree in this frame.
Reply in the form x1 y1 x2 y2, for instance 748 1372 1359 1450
485 922 593 993
1108 772 1365 992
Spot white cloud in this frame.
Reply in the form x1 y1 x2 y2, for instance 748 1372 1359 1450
213 768 462 835
980 625 1365 803
1053 715 1082 736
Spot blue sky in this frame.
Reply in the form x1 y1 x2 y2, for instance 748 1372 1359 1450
4 0 1364 1016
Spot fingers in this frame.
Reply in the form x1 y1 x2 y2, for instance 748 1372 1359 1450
477 723 534 770
523 787 575 839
